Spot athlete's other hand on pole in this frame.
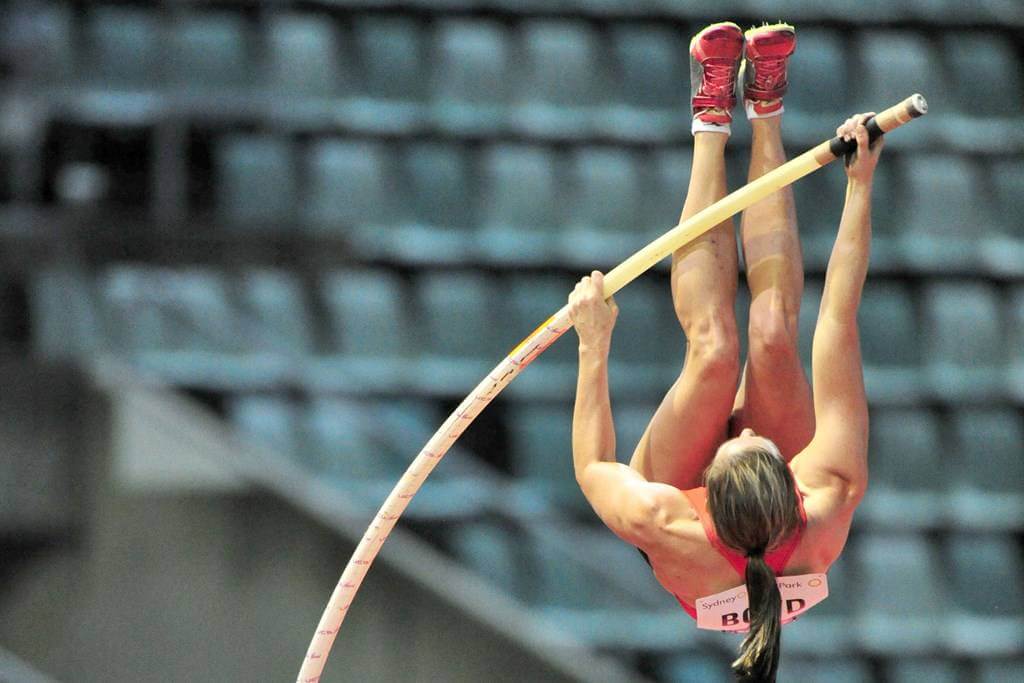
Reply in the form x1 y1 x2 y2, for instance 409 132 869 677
569 271 618 352
837 112 884 183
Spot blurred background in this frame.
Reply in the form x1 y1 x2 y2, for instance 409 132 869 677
0 0 1022 681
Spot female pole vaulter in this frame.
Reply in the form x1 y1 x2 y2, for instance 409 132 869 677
568 21 882 682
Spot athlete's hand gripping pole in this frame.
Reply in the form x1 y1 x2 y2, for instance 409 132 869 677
296 94 928 683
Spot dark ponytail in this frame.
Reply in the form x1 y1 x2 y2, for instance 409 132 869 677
732 551 782 682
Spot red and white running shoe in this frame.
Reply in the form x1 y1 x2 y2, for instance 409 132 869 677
689 22 744 133
741 23 796 119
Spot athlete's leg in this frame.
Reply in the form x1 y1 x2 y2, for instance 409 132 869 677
628 130 741 490
731 25 815 459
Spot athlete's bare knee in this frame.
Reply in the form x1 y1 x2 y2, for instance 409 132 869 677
748 291 799 366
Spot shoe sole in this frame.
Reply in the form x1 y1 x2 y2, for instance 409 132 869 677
689 21 743 54
744 22 795 41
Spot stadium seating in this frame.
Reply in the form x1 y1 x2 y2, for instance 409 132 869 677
168 12 250 89
7 2 1024 680
84 6 161 87
215 134 297 227
860 407 944 528
264 13 347 96
854 533 946 654
947 407 1024 530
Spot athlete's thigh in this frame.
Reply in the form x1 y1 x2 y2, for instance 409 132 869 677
730 360 815 460
629 372 734 490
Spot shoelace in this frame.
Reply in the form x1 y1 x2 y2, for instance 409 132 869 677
701 58 737 96
753 57 787 89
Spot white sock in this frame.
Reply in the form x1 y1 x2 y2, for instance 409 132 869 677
745 100 784 120
692 117 731 136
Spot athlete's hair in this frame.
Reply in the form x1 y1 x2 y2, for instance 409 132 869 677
704 441 801 683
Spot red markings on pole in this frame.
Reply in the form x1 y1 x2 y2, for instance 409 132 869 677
354 560 370 566
317 629 335 636
343 582 357 588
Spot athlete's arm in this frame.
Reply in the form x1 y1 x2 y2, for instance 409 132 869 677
568 272 687 548
569 271 619 483
792 114 882 508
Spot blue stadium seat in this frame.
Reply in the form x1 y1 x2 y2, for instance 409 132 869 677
353 16 425 102
612 402 659 463
303 139 401 232
977 659 1024 683
101 266 235 354
859 280 919 368
568 147 642 234
943 32 1023 117
860 407 944 528
215 134 296 227
885 660 962 683
856 32 942 123
167 12 249 88
302 396 391 479
945 533 1024 655
608 278 681 372
853 533 945 654
265 13 347 96
29 268 103 359
3 3 75 82
505 403 589 515
523 523 638 610
84 7 161 87
640 148 689 235
230 395 300 457
514 20 605 136
1010 286 1024 400
236 269 313 356
476 144 561 263
785 555 856 654
608 24 687 111
992 159 1024 230
518 20 604 108
562 147 643 263
921 281 1005 400
776 657 872 683
987 160 1024 275
901 155 990 271
320 269 410 360
796 278 822 368
447 520 525 600
403 141 474 231
653 652 731 683
792 156 846 262
416 271 502 360
430 19 510 131
785 28 850 116
948 408 1024 530
858 280 922 402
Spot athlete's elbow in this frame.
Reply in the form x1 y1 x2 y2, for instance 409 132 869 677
621 494 664 542
843 470 869 508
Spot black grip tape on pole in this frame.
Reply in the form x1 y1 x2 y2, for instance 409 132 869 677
827 117 884 159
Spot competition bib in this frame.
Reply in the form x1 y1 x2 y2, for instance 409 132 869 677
695 573 829 632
